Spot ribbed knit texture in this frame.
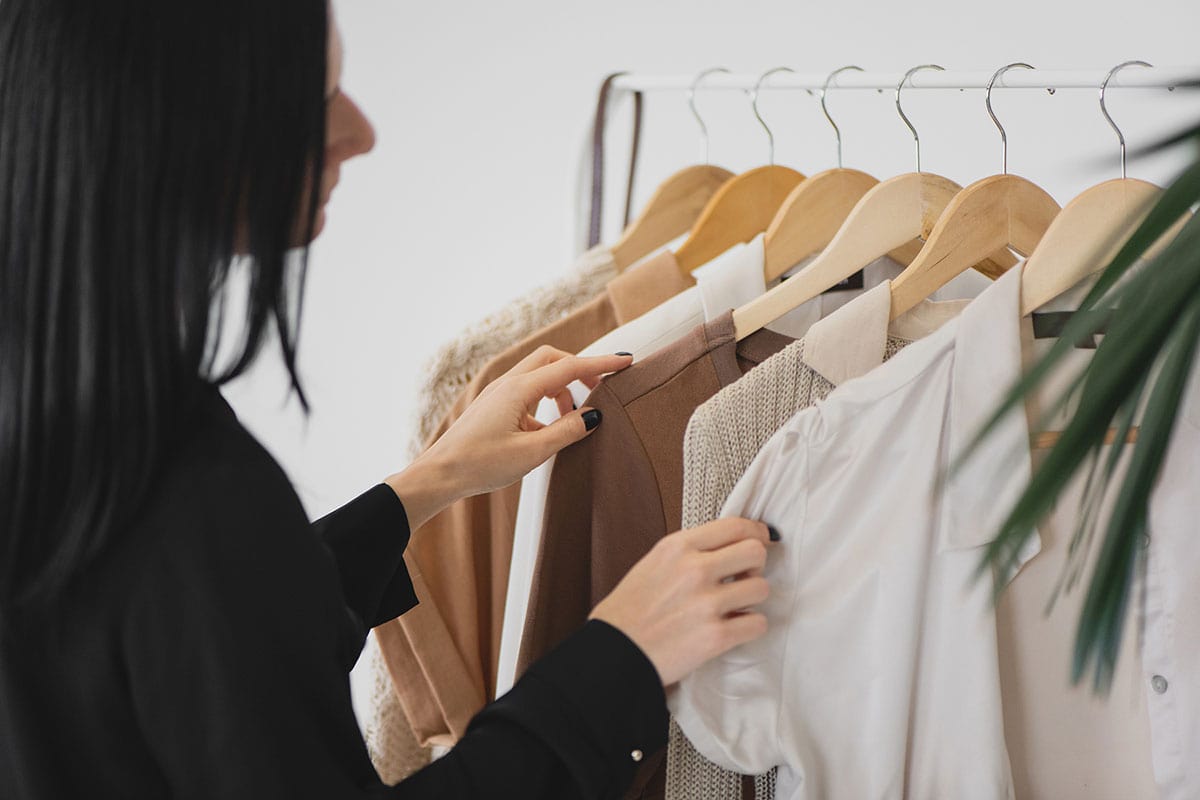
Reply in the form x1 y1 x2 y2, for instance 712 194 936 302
666 335 910 800
365 246 616 782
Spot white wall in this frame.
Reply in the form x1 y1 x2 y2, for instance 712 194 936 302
220 0 1200 722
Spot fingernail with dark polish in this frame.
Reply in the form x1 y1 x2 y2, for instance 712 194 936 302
616 351 632 357
767 525 781 543
582 409 603 431
571 402 577 411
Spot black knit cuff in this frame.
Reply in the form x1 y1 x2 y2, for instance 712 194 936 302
476 620 668 800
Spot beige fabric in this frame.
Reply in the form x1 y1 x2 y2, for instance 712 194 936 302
666 285 967 800
365 246 615 782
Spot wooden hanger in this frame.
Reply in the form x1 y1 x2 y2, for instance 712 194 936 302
674 164 806 276
888 172 1060 319
734 171 1018 339
674 67 808 278
887 64 1063 320
763 167 883 281
1020 59 1171 316
610 164 735 271
733 64 1018 340
762 67 910 281
1022 61 1184 450
1022 178 1161 450
1019 177 1160 316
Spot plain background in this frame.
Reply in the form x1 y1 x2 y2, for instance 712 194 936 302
219 0 1200 725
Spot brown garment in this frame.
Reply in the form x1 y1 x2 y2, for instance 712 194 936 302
376 250 691 749
517 312 792 799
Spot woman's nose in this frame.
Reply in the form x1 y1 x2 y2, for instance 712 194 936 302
328 90 376 163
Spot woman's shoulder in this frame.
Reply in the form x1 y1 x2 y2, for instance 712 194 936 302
116 388 312 578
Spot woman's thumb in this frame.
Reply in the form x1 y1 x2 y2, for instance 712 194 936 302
533 407 603 460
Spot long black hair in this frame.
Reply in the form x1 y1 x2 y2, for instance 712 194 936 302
0 0 328 608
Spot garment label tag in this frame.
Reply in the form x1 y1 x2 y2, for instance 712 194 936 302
825 269 865 292
1031 310 1110 349
781 269 865 292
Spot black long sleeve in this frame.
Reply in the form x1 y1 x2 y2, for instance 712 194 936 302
0 388 667 799
314 485 668 798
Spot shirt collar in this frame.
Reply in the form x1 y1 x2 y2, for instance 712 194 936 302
803 278 970 388
943 265 1041 568
803 281 893 387
605 249 693 325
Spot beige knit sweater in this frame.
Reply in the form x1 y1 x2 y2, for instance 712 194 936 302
666 334 911 800
365 246 617 784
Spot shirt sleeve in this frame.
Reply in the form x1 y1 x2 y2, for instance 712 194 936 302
123 472 667 800
668 421 805 776
313 483 419 630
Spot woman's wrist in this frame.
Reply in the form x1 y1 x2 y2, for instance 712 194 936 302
384 452 461 531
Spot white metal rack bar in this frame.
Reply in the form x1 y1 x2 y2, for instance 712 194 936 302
612 67 1200 93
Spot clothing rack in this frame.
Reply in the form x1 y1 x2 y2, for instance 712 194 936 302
586 66 1199 246
612 66 1199 94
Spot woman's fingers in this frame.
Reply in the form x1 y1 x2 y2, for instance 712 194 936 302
522 353 631 399
703 537 769 581
524 407 601 464
685 518 772 553
712 576 770 616
715 611 769 650
553 388 575 418
503 346 630 418
508 344 575 377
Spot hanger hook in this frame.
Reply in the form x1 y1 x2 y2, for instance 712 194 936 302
896 64 944 173
1100 60 1153 179
821 66 864 168
688 67 732 165
986 63 1035 175
751 67 795 165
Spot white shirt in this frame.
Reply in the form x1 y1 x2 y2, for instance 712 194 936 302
494 237 912 696
671 265 1200 799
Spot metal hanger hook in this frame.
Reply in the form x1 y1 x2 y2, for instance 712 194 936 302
821 66 864 168
751 66 795 165
986 63 1035 175
1101 60 1153 179
688 67 731 165
896 64 944 173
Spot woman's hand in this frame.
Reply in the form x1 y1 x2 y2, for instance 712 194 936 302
386 346 632 529
590 518 775 687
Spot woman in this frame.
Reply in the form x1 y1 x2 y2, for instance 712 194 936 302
0 1 773 797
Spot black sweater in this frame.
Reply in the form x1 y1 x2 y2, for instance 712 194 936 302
0 387 668 798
